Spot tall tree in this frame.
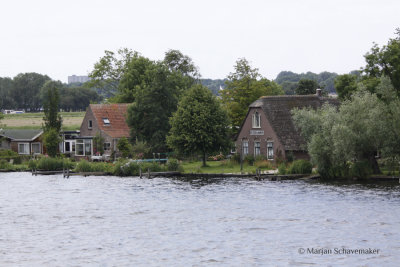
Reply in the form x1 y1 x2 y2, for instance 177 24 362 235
220 58 283 129
295 79 320 95
334 74 358 100
41 81 62 132
88 48 137 94
12 73 50 111
0 77 15 109
362 28 400 96
167 84 230 166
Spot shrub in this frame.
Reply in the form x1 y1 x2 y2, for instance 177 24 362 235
117 137 133 158
244 154 255 165
36 157 64 171
166 158 180 171
349 161 373 179
288 159 312 174
278 163 287 175
208 153 225 161
13 156 22 165
75 160 92 172
28 159 37 170
0 159 11 169
0 149 19 161
255 160 272 169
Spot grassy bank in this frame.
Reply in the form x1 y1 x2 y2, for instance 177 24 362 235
2 111 84 130
181 160 273 174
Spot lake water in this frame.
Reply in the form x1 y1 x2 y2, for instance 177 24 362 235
0 172 399 266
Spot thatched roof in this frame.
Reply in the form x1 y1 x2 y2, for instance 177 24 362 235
249 95 339 151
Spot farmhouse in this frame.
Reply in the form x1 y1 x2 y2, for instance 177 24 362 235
77 103 130 158
235 90 339 161
0 129 44 155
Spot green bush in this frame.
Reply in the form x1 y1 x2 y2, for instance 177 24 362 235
36 157 65 171
75 160 92 172
255 160 272 169
244 154 255 165
0 149 19 161
166 158 180 171
0 159 11 169
278 163 287 175
28 159 37 170
349 161 373 179
288 160 312 174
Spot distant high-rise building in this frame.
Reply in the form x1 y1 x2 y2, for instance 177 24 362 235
68 75 91 84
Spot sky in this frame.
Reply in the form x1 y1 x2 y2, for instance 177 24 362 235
0 0 399 83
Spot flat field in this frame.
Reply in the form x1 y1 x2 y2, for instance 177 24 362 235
1 112 85 130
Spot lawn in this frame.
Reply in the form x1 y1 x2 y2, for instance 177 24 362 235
1 112 84 130
181 160 274 174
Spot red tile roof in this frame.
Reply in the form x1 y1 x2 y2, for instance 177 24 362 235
90 104 130 138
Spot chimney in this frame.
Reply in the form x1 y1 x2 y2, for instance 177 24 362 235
316 88 322 97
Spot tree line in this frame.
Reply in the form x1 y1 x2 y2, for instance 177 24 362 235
0 73 101 112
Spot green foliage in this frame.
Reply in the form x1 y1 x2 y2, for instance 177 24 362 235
349 160 373 179
167 84 230 167
166 158 180 171
295 79 320 95
132 139 151 159
93 133 105 155
113 160 164 176
74 160 113 173
200 79 226 95
36 157 64 171
292 78 400 178
41 80 62 132
0 159 11 169
28 159 37 170
244 154 255 165
362 29 400 96
117 137 133 158
255 160 272 169
278 163 287 175
334 74 358 100
231 153 241 164
220 58 284 129
59 87 101 111
43 128 61 157
0 77 15 110
12 73 51 111
287 160 312 174
275 71 338 94
0 149 19 159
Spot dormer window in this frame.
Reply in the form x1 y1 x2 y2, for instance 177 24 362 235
252 111 261 128
103 118 110 125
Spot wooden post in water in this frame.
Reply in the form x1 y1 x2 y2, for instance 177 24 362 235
147 168 150 179
139 167 142 178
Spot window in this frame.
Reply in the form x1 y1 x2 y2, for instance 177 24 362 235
267 141 274 160
64 141 76 153
84 139 92 156
18 143 29 154
254 141 261 156
103 118 110 125
76 139 84 156
252 111 261 128
31 143 41 154
88 120 93 129
104 142 111 151
242 141 249 155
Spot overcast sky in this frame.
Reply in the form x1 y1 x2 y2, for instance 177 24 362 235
1 0 399 83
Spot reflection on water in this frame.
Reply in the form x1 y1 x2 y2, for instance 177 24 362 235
0 172 399 266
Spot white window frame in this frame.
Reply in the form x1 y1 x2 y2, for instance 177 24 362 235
267 141 274 160
76 139 85 156
242 141 249 155
254 141 261 156
252 111 261 128
18 143 30 155
88 120 93 129
31 142 41 155
103 118 110 125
